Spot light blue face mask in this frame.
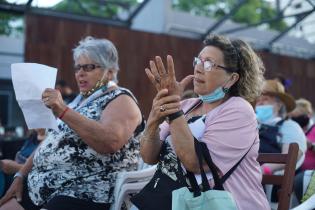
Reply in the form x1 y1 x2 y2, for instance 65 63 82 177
255 105 274 123
199 87 228 103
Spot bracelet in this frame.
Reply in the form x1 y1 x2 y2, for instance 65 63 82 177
168 110 184 123
13 172 24 180
58 107 69 119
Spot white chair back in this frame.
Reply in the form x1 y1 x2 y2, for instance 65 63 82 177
110 162 156 210
290 194 315 210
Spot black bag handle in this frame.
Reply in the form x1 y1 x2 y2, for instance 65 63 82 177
203 141 252 184
185 138 224 197
186 138 255 197
188 139 224 189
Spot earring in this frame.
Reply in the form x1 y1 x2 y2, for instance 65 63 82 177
222 87 229 93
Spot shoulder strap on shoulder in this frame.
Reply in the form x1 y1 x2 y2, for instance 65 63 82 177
276 118 286 126
220 140 255 183
103 88 145 136
184 100 202 115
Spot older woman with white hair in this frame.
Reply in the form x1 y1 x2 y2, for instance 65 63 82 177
0 36 144 210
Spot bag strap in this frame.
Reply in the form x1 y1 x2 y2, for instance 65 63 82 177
185 138 224 197
260 118 286 129
184 100 203 116
275 118 286 126
186 136 256 195
199 136 256 185
194 140 224 190
176 157 189 185
220 140 255 183
158 141 168 161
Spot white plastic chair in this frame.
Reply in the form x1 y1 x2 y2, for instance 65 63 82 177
110 165 157 210
290 194 315 210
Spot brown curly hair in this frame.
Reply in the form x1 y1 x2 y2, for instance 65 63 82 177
203 34 265 103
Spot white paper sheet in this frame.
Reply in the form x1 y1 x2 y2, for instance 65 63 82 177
11 63 58 130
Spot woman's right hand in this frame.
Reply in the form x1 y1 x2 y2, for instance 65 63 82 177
146 89 181 129
0 177 24 206
0 160 22 174
145 55 193 97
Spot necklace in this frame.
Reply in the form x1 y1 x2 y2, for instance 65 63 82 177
81 79 108 98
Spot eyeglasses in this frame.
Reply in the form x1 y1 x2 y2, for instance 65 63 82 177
193 57 233 72
74 64 102 73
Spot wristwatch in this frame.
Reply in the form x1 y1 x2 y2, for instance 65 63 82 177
13 172 24 179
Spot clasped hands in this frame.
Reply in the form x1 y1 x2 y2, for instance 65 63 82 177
145 55 193 125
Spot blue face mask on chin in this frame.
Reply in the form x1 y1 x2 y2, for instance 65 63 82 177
255 105 274 123
199 87 226 103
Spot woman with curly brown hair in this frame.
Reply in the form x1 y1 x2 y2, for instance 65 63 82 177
137 34 270 210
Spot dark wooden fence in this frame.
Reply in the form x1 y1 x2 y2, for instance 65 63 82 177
25 14 315 117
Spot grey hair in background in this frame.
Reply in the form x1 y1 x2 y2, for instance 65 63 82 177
73 36 119 82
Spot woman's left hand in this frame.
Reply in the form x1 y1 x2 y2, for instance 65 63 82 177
42 88 67 117
146 89 181 129
145 55 194 97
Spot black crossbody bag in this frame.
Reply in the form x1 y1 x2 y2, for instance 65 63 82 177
130 141 187 210
130 101 203 210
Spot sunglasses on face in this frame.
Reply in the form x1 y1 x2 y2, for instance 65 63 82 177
193 57 234 72
74 64 102 73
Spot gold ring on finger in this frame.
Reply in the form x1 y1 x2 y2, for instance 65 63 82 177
159 105 166 112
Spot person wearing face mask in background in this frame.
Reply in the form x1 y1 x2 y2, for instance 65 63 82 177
287 99 315 208
288 98 315 171
255 80 307 174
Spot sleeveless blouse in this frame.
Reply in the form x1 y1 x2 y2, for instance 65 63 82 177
28 87 142 205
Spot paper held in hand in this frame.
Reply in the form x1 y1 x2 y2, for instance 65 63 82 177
11 63 58 130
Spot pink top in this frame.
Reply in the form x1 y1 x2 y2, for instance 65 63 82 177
160 97 270 210
301 125 315 170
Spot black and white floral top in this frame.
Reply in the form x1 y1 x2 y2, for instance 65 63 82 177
157 115 207 183
27 87 143 206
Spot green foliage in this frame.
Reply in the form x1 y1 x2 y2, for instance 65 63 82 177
0 12 12 35
173 0 288 32
0 12 23 36
0 0 139 36
0 0 23 36
53 0 138 19
0 0 288 36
